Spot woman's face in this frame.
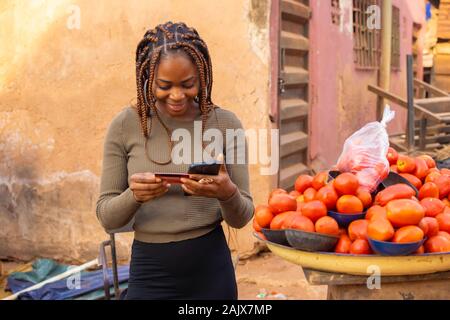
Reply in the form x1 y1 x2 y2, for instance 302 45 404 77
153 51 200 118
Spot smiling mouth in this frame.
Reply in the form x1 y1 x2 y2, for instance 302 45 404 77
167 102 187 112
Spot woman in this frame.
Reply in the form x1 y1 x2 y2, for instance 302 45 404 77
96 21 254 300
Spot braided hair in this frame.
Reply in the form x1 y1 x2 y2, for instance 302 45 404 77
135 21 216 165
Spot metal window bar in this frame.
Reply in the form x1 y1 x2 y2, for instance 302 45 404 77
353 0 381 69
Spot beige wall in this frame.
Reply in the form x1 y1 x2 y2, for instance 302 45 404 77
0 0 272 263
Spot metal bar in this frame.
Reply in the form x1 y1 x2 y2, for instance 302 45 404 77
377 0 393 119
110 233 121 300
419 117 428 150
99 240 112 300
406 55 415 151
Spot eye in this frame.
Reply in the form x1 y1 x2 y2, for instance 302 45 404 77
183 83 195 89
158 85 171 90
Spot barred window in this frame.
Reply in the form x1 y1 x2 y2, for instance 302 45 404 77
352 0 381 69
331 0 341 25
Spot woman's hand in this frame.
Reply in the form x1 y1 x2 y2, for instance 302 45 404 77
180 157 237 201
130 172 170 203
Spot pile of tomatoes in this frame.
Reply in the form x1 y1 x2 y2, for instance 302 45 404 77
253 148 450 255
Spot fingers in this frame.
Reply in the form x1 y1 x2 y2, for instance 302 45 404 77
131 172 160 184
133 186 169 202
131 181 168 191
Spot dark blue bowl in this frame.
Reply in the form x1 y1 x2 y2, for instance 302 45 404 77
328 210 366 228
368 237 426 256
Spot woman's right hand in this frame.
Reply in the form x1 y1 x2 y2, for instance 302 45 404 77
130 172 170 203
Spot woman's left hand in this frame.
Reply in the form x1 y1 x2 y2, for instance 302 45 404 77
180 156 237 201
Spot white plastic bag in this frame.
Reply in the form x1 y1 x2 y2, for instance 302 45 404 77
336 105 396 192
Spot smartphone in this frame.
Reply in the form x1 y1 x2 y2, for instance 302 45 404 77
188 161 221 175
183 161 222 196
154 172 189 184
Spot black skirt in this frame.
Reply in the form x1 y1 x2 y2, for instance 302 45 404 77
125 226 238 300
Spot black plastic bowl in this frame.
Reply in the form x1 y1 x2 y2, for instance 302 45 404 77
328 210 366 228
285 229 339 252
368 237 426 256
261 228 289 246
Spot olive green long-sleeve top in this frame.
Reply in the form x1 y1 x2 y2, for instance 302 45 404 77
96 106 254 243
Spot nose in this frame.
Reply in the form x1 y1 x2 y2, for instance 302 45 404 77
169 87 186 101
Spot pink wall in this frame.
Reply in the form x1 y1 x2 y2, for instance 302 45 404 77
308 0 426 170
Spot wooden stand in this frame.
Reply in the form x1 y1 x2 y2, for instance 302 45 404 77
303 268 450 300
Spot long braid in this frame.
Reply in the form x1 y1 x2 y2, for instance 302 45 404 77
134 22 217 164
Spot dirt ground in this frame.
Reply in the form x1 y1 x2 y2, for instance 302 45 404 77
235 251 327 300
1 251 327 300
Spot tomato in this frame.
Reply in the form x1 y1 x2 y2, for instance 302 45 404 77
296 200 305 212
390 164 398 173
418 154 436 169
350 239 371 254
336 195 364 214
333 172 359 195
356 187 373 209
386 199 425 227
397 155 416 173
443 198 450 207
315 216 339 236
441 168 450 176
270 211 295 229
280 211 300 229
312 171 329 191
253 218 262 232
255 205 274 228
420 198 445 217
315 185 338 211
255 231 267 240
348 219 369 241
399 173 423 190
334 234 352 254
269 194 297 214
288 214 315 232
413 157 429 180
434 175 450 199
367 218 394 241
294 175 313 193
366 205 387 221
289 190 301 199
374 184 416 206
386 147 398 165
415 245 425 254
269 188 288 200
418 182 440 200
392 226 424 243
301 200 327 223
425 171 441 183
436 213 450 233
419 217 440 237
437 231 450 242
425 235 450 253
303 187 317 203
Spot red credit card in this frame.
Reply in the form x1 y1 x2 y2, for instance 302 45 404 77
154 173 189 184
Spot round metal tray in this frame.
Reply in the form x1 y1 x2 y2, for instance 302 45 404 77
254 233 450 276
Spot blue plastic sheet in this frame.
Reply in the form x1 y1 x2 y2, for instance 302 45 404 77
7 259 129 300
